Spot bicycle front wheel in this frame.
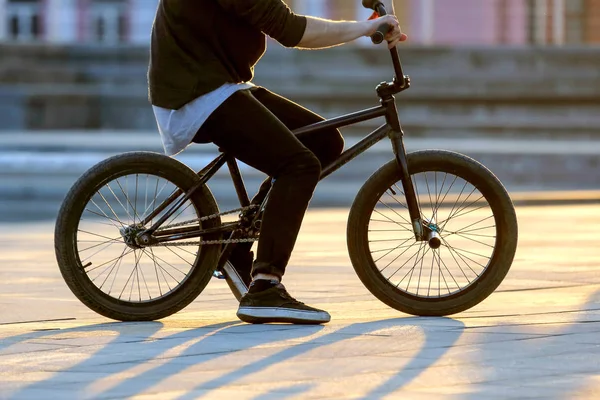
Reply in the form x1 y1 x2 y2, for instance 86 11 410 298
55 152 221 321
347 150 518 316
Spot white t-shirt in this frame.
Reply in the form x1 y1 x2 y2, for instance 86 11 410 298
152 82 254 156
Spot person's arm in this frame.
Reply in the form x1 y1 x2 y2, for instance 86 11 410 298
296 15 406 50
216 0 307 47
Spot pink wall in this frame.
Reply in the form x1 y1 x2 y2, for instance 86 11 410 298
410 0 528 45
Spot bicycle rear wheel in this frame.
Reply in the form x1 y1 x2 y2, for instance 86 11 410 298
347 150 518 316
55 152 221 321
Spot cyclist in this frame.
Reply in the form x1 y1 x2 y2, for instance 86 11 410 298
149 0 407 324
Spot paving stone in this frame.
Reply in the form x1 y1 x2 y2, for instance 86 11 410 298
2 206 600 398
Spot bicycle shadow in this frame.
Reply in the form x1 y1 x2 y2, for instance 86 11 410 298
1 319 322 399
461 288 600 398
1 320 225 399
165 317 465 400
2 316 465 399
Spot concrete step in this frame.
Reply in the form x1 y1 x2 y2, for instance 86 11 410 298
1 132 599 221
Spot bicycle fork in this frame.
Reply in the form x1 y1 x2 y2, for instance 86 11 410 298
389 129 425 242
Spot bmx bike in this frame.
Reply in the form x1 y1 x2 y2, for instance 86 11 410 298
54 2 518 322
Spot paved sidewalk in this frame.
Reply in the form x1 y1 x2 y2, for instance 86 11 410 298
2 206 600 399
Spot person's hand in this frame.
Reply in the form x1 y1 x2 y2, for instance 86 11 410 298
367 15 408 49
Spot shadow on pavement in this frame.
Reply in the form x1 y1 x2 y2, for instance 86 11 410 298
2 316 465 399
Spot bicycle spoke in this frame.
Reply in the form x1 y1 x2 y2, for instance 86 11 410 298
379 239 420 274
439 180 469 227
447 231 495 249
385 192 412 219
164 246 194 267
119 251 140 300
148 248 174 292
78 229 119 242
143 249 181 287
134 250 142 301
144 174 149 221
448 231 496 239
441 238 483 276
137 251 152 300
414 241 429 295
84 205 123 228
386 241 425 282
369 237 416 243
445 214 496 235
369 229 414 232
116 179 142 224
439 190 481 232
145 249 189 277
140 179 170 223
133 174 139 225
373 204 413 231
104 182 134 223
388 184 410 212
439 201 489 232
81 216 121 228
97 246 128 289
370 218 411 225
90 196 124 229
172 245 199 258
443 239 491 263
444 213 494 236
396 245 431 290
149 247 164 297
167 201 195 227
373 237 415 263
79 242 119 266
423 171 436 222
437 247 460 290
78 236 122 253
411 174 425 220
431 171 446 222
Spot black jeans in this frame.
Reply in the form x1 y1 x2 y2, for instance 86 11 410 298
193 87 344 280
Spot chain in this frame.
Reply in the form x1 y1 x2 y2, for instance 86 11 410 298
153 204 260 246
156 236 259 247
156 204 259 231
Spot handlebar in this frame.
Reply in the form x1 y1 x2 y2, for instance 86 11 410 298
363 1 407 90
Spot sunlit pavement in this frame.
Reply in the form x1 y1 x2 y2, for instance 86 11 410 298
1 205 600 399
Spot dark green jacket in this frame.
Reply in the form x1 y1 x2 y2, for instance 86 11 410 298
149 0 307 109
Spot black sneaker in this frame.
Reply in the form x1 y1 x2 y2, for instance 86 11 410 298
237 282 331 324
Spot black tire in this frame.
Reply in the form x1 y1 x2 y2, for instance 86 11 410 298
347 150 518 316
55 152 221 321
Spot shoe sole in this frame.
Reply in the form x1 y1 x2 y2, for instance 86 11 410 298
237 307 331 324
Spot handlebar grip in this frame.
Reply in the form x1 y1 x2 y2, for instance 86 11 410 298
371 23 391 44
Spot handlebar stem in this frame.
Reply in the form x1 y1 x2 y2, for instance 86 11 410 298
372 3 407 89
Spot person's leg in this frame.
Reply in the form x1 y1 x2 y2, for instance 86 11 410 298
194 90 331 323
244 87 344 206
201 87 345 285
250 87 344 169
194 90 321 281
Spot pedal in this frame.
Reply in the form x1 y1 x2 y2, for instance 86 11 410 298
212 270 226 280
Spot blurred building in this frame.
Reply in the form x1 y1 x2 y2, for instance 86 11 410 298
0 0 599 46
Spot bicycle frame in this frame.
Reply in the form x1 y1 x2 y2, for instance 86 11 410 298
141 96 423 243
140 4 424 247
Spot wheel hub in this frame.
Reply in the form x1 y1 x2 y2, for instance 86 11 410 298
423 220 442 249
120 225 145 249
